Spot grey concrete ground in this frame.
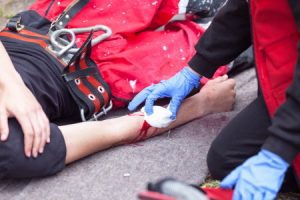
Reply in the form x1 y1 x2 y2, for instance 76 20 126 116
0 0 34 27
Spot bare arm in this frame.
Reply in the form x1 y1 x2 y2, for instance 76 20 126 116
0 41 50 158
60 76 235 164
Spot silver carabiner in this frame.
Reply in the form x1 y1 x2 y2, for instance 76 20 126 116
70 25 112 47
50 29 76 57
50 25 112 57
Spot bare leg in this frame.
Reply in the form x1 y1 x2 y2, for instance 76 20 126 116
60 76 235 164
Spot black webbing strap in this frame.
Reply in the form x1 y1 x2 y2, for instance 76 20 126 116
62 31 112 121
6 0 90 33
50 0 90 31
6 16 24 32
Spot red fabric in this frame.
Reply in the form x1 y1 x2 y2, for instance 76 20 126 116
294 155 300 178
137 188 233 200
138 191 176 200
250 0 300 180
250 0 299 116
200 66 229 85
29 0 204 108
203 188 233 200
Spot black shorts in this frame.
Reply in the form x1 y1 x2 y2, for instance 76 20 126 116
0 36 80 178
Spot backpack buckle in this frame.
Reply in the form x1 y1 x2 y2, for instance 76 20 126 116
80 100 113 121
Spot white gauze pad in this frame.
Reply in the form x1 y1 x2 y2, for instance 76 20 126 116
141 106 174 128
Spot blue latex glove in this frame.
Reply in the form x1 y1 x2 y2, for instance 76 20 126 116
128 67 200 119
220 149 289 200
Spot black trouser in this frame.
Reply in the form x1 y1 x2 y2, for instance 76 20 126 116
0 38 80 179
207 95 299 192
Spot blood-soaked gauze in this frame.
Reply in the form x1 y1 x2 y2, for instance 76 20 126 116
128 112 152 143
128 106 174 143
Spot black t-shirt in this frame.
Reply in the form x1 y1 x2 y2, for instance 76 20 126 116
0 36 79 122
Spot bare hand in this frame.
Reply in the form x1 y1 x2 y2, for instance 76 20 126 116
0 82 50 158
199 75 236 114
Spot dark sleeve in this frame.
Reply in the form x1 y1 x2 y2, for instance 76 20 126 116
188 0 252 77
263 0 300 163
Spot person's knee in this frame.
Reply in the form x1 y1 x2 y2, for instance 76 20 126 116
0 119 32 178
206 136 245 180
0 143 14 178
0 123 23 178
206 144 231 180
0 119 66 179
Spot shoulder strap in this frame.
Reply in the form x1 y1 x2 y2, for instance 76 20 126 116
7 0 90 33
62 31 112 121
50 0 90 32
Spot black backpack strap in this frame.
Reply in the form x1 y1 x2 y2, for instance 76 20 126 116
7 0 90 33
50 0 90 31
63 31 112 121
6 16 24 32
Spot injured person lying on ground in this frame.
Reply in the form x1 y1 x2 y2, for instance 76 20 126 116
0 38 235 178
0 0 233 178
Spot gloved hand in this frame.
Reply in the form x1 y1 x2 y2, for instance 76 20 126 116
220 149 289 200
128 67 200 119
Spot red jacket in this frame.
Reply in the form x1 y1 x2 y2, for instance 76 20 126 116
251 0 300 180
30 0 204 108
251 0 298 116
188 0 300 183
